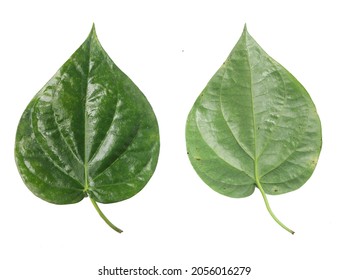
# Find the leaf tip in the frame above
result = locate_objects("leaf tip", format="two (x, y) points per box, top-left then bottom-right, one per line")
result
(87, 23), (100, 44)
(242, 24), (250, 37)
(90, 23), (97, 35)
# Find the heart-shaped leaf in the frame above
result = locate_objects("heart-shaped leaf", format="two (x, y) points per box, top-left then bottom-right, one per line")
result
(15, 25), (160, 233)
(186, 25), (322, 234)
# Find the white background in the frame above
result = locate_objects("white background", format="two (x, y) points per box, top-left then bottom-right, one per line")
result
(1, 0), (347, 279)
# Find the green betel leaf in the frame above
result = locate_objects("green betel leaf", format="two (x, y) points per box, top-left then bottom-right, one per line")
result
(186, 26), (322, 234)
(15, 25), (160, 233)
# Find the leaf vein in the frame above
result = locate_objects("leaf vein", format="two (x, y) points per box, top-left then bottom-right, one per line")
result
(259, 121), (310, 179)
(255, 59), (287, 160)
(48, 76), (84, 164)
(31, 100), (84, 188)
(87, 96), (120, 164)
(91, 124), (141, 181)
(195, 113), (254, 180)
(218, 66), (254, 160)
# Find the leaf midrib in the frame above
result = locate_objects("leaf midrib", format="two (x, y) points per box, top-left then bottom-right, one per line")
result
(244, 34), (259, 183)
(84, 36), (93, 193)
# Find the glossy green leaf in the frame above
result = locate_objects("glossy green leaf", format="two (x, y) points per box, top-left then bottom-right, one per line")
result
(15, 25), (160, 233)
(186, 26), (321, 234)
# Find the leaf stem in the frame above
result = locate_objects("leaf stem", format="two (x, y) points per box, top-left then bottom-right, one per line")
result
(256, 179), (295, 234)
(90, 197), (123, 233)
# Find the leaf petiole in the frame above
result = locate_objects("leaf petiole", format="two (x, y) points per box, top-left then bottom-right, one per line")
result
(90, 197), (123, 233)
(256, 180), (295, 235)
